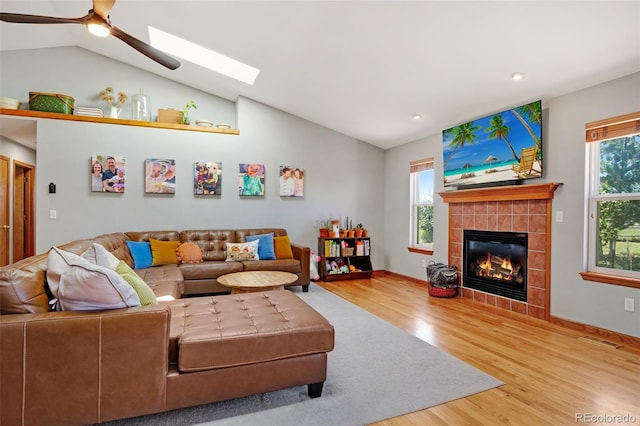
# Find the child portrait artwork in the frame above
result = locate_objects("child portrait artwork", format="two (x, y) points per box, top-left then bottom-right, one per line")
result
(145, 158), (176, 194)
(91, 155), (125, 193)
(194, 161), (222, 195)
(279, 165), (304, 197)
(238, 163), (265, 196)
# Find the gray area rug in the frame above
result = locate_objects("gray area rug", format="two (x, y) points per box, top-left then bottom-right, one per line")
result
(105, 285), (502, 426)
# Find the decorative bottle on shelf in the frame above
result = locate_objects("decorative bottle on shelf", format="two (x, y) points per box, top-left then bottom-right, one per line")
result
(131, 89), (151, 121)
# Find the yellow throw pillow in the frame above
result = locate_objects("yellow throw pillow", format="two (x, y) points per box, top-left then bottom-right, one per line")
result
(149, 238), (180, 266)
(274, 235), (294, 259)
(115, 261), (157, 306)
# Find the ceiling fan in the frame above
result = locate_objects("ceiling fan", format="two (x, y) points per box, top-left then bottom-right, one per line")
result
(0, 0), (180, 70)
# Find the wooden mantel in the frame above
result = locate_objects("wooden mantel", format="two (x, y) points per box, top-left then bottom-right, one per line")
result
(439, 182), (563, 203)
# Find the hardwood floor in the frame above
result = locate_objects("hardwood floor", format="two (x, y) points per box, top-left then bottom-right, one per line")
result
(317, 275), (640, 425)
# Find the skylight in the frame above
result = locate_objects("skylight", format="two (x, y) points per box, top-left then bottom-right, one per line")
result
(148, 26), (260, 85)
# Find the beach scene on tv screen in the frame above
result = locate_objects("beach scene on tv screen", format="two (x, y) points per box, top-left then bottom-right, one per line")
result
(442, 100), (542, 188)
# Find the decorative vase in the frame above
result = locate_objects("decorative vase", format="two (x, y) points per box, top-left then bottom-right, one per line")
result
(108, 106), (121, 119)
(131, 89), (151, 121)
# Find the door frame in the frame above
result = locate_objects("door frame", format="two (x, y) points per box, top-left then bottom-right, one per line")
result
(0, 155), (9, 266)
(13, 160), (35, 261)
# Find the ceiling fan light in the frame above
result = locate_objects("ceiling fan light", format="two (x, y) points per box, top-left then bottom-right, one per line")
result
(87, 23), (110, 37)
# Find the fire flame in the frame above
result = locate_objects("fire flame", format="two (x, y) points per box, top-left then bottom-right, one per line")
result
(476, 253), (515, 281)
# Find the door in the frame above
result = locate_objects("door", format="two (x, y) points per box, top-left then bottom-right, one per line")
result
(13, 161), (35, 262)
(0, 155), (9, 266)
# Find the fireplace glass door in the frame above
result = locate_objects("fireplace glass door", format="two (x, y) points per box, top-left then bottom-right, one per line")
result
(463, 230), (528, 301)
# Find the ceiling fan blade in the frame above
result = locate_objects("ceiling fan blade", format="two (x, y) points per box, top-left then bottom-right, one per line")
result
(92, 0), (115, 20)
(110, 25), (180, 70)
(0, 13), (85, 25)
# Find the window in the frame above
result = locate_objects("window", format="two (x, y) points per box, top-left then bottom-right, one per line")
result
(585, 112), (640, 286)
(409, 158), (434, 253)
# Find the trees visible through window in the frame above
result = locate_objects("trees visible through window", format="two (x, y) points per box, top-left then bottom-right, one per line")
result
(586, 112), (640, 280)
(410, 158), (434, 251)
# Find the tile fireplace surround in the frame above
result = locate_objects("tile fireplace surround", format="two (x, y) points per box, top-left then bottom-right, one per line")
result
(440, 182), (562, 320)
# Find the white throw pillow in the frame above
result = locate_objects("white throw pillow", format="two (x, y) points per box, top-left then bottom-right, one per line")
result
(81, 242), (120, 270)
(225, 240), (260, 261)
(47, 247), (141, 311)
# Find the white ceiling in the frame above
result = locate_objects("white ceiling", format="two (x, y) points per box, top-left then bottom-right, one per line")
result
(1, 0), (639, 150)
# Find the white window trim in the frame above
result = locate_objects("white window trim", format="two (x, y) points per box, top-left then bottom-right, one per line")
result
(587, 142), (640, 279)
(409, 158), (434, 250)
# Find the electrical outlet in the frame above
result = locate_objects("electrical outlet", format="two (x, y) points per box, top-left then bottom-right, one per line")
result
(421, 259), (427, 268)
(624, 298), (635, 312)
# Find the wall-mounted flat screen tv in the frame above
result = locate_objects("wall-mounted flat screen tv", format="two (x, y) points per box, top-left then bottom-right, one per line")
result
(442, 99), (542, 189)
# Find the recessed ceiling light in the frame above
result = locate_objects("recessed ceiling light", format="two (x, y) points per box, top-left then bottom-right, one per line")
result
(148, 26), (260, 85)
(511, 72), (526, 81)
(412, 114), (422, 120)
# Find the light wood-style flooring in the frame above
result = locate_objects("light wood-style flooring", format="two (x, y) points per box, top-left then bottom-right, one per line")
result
(318, 275), (640, 425)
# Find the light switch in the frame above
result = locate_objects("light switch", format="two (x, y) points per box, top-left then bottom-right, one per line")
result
(49, 210), (57, 219)
(555, 211), (563, 222)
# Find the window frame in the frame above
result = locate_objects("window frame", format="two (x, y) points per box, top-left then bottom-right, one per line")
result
(582, 111), (640, 288)
(409, 158), (434, 254)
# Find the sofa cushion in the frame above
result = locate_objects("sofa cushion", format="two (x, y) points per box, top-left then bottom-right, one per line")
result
(241, 258), (302, 275)
(168, 291), (334, 372)
(126, 241), (153, 269)
(225, 240), (259, 261)
(273, 235), (294, 259)
(176, 242), (203, 264)
(46, 247), (141, 311)
(179, 230), (236, 261)
(115, 261), (157, 305)
(245, 233), (276, 260)
(150, 238), (180, 266)
(134, 265), (183, 300)
(0, 253), (51, 314)
(179, 261), (243, 280)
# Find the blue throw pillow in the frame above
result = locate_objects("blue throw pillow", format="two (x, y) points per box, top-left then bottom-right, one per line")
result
(246, 233), (276, 260)
(126, 241), (153, 269)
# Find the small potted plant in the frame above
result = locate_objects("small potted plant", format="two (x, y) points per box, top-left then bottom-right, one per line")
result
(181, 100), (197, 125)
(330, 219), (340, 238)
(354, 223), (364, 238)
(319, 219), (330, 238)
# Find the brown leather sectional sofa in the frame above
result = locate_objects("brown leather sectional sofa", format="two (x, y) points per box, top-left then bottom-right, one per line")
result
(0, 228), (333, 425)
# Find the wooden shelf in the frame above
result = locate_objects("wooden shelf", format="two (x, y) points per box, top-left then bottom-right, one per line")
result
(439, 182), (563, 203)
(0, 109), (240, 135)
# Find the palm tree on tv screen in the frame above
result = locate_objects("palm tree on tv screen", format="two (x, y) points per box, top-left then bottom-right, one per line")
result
(511, 101), (542, 150)
(443, 122), (481, 168)
(486, 113), (520, 162)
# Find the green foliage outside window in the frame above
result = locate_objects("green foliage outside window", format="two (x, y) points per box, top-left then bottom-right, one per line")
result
(595, 135), (640, 271)
(417, 205), (433, 245)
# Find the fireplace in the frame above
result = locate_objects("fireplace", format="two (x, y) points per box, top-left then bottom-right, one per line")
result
(463, 230), (528, 302)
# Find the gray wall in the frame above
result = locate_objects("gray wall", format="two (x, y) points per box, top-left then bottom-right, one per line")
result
(0, 47), (385, 270)
(385, 72), (640, 338)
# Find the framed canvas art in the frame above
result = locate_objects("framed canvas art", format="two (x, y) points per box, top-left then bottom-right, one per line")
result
(279, 165), (304, 197)
(194, 161), (222, 195)
(238, 163), (264, 196)
(145, 158), (176, 194)
(91, 155), (125, 193)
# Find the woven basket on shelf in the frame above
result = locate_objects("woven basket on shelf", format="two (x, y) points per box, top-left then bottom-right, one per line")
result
(341, 247), (354, 256)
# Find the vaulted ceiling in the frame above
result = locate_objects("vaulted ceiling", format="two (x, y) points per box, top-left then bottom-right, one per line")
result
(1, 1), (638, 150)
